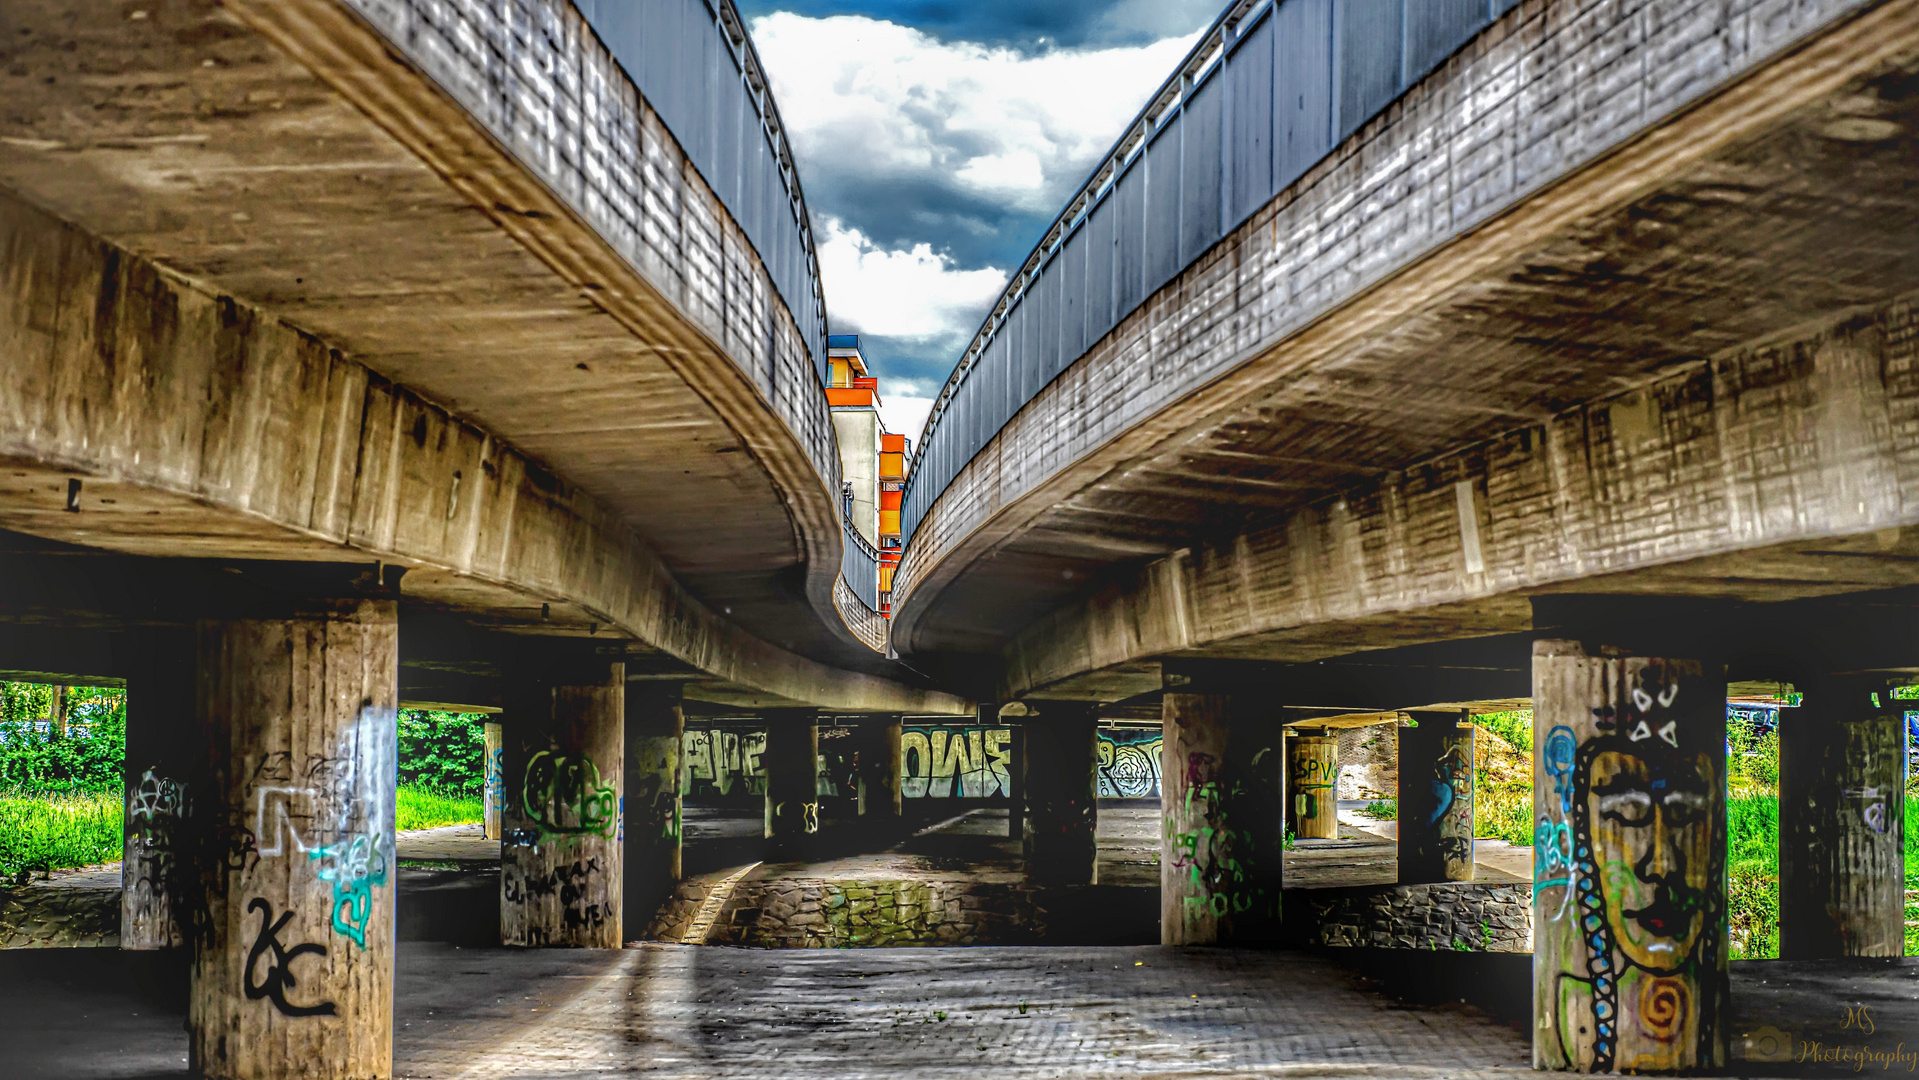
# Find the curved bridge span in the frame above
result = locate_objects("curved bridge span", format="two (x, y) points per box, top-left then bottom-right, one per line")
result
(892, 0), (1919, 701)
(0, 0), (955, 712)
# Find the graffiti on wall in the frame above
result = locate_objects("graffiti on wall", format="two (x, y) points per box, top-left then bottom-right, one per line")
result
(682, 729), (767, 797)
(901, 727), (1012, 798)
(1098, 729), (1163, 797)
(1535, 656), (1725, 1073)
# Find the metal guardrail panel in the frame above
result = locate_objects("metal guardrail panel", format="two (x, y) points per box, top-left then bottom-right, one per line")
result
(577, 0), (829, 377)
(900, 0), (1511, 544)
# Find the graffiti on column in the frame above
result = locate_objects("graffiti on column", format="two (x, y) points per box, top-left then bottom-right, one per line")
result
(485, 745), (506, 819)
(629, 743), (682, 845)
(522, 751), (617, 838)
(125, 767), (188, 939)
(681, 730), (767, 796)
(1432, 741), (1474, 876)
(502, 857), (613, 933)
(1097, 729), (1163, 797)
(900, 726), (1012, 797)
(230, 706), (397, 953)
(1166, 751), (1258, 917)
(1536, 658), (1724, 1072)
(242, 898), (337, 1017)
(1290, 752), (1335, 825)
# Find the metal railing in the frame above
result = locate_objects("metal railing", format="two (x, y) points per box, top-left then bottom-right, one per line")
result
(900, 0), (1522, 543)
(577, 0), (830, 378)
(841, 514), (882, 612)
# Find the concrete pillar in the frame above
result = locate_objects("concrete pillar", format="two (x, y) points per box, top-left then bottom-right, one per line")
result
(499, 645), (625, 949)
(1022, 703), (1098, 885)
(1160, 694), (1286, 944)
(187, 588), (399, 1080)
(482, 720), (504, 841)
(622, 683), (683, 939)
(121, 630), (196, 950)
(1397, 711), (1475, 884)
(856, 714), (903, 822)
(1007, 721), (1027, 839)
(763, 709), (820, 852)
(1780, 673), (1908, 959)
(1531, 602), (1728, 1074)
(1287, 734), (1338, 840)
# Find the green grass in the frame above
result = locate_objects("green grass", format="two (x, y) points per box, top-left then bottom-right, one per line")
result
(1356, 798), (1396, 820)
(395, 783), (484, 831)
(0, 789), (122, 881)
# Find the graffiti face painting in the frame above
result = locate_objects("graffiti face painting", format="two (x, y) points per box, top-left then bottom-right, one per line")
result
(1535, 650), (1727, 1074)
(1585, 747), (1716, 974)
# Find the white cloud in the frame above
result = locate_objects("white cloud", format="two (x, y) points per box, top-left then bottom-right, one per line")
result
(878, 393), (934, 445)
(814, 215), (1006, 342)
(752, 13), (1198, 213)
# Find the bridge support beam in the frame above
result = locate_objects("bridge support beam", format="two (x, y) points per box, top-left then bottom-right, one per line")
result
(764, 709), (820, 854)
(121, 629), (197, 950)
(1160, 694), (1285, 944)
(1022, 704), (1099, 885)
(1397, 712), (1475, 884)
(1780, 673), (1907, 959)
(187, 584), (399, 1080)
(1007, 722), (1026, 840)
(1530, 598), (1728, 1074)
(1286, 735), (1338, 841)
(622, 683), (684, 941)
(500, 646), (625, 948)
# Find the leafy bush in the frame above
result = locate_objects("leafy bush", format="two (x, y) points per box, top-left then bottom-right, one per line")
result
(1728, 713), (1779, 796)
(1474, 709), (1532, 756)
(1726, 795), (1780, 959)
(0, 685), (127, 793)
(1356, 799), (1396, 820)
(0, 789), (123, 881)
(397, 710), (489, 797)
(1475, 780), (1534, 846)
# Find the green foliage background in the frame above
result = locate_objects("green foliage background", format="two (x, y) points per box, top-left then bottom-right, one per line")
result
(0, 685), (127, 793)
(397, 709), (489, 797)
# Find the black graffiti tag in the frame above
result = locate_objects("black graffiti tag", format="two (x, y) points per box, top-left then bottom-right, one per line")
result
(244, 898), (337, 1018)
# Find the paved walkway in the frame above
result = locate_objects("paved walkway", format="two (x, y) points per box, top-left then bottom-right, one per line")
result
(5, 943), (1913, 1079)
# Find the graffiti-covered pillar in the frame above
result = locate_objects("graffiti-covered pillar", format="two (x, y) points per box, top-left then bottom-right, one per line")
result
(187, 573), (400, 1080)
(1287, 734), (1338, 840)
(623, 682), (683, 938)
(1161, 694), (1285, 944)
(1780, 673), (1907, 959)
(1531, 599), (1728, 1074)
(499, 644), (625, 949)
(1023, 703), (1099, 885)
(122, 629), (197, 950)
(1007, 720), (1026, 839)
(1397, 712), (1475, 883)
(764, 708), (820, 852)
(482, 720), (504, 841)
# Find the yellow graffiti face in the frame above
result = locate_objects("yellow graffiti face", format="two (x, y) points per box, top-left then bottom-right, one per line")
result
(1587, 750), (1715, 973)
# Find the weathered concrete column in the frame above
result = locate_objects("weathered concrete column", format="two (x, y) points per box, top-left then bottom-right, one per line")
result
(1287, 734), (1338, 840)
(499, 645), (625, 949)
(122, 630), (197, 950)
(1780, 673), (1908, 959)
(1531, 599), (1729, 1074)
(1397, 712), (1475, 884)
(482, 720), (504, 841)
(1022, 703), (1099, 885)
(763, 709), (820, 853)
(622, 682), (683, 938)
(1161, 694), (1286, 944)
(1007, 721), (1027, 839)
(187, 581), (399, 1080)
(856, 713), (904, 821)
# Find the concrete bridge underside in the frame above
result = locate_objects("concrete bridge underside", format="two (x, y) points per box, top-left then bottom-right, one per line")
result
(0, 0), (957, 712)
(887, 0), (1919, 702)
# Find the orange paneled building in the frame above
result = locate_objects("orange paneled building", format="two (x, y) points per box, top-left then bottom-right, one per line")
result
(824, 335), (908, 614)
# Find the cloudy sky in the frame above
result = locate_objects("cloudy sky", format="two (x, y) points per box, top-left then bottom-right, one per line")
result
(739, 0), (1219, 442)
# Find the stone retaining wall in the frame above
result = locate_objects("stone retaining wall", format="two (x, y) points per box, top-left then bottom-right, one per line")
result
(1288, 882), (1532, 953)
